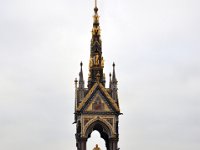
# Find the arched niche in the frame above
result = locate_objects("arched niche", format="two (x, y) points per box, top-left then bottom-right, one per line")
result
(85, 120), (111, 150)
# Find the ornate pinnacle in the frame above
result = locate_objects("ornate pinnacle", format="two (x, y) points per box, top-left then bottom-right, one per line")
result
(112, 62), (117, 83)
(79, 61), (84, 88)
(94, 0), (98, 13)
(95, 0), (97, 8)
(109, 73), (112, 88)
(88, 0), (104, 88)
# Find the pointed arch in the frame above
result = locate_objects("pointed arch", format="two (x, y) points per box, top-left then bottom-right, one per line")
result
(84, 117), (115, 138)
(85, 119), (111, 150)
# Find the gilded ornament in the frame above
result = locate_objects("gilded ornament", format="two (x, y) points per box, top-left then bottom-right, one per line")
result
(89, 57), (93, 68)
(93, 54), (99, 65)
(93, 144), (101, 150)
(101, 57), (104, 67)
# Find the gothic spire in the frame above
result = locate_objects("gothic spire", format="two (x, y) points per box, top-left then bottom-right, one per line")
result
(112, 62), (117, 83)
(91, 0), (101, 54)
(88, 1), (104, 89)
(111, 62), (118, 102)
(109, 73), (112, 88)
(79, 61), (84, 88)
(94, 0), (98, 13)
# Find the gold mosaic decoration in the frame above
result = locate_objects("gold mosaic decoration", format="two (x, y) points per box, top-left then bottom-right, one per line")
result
(76, 83), (120, 112)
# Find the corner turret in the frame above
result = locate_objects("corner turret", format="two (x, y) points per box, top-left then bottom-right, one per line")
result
(77, 62), (85, 103)
(110, 63), (119, 103)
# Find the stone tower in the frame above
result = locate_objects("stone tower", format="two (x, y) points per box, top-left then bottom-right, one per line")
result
(74, 2), (121, 150)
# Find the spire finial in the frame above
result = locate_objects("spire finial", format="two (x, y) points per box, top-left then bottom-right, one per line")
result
(109, 73), (112, 88)
(94, 0), (98, 13)
(79, 61), (84, 84)
(112, 62), (117, 82)
(80, 61), (83, 67)
(95, 0), (97, 8)
(113, 62), (115, 68)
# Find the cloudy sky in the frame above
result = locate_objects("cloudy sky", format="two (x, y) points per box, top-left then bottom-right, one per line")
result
(0, 0), (200, 150)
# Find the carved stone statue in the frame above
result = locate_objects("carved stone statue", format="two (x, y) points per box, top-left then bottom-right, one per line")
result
(93, 54), (99, 65)
(101, 57), (104, 67)
(89, 57), (93, 68)
(93, 144), (101, 150)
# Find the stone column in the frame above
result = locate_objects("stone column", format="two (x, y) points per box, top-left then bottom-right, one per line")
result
(80, 138), (87, 150)
(76, 136), (87, 150)
(109, 138), (118, 150)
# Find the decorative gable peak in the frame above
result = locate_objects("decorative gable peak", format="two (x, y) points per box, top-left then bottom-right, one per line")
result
(76, 82), (120, 113)
(83, 91), (113, 113)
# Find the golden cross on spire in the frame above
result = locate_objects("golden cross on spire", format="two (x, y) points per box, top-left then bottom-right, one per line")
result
(95, 0), (97, 8)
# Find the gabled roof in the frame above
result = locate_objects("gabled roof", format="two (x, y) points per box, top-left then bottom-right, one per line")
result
(76, 82), (120, 112)
(84, 91), (113, 112)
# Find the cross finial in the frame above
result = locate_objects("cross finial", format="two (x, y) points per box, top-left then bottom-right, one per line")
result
(95, 0), (97, 8)
(94, 0), (98, 13)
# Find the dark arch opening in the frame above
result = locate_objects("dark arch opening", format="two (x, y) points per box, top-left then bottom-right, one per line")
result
(86, 120), (111, 150)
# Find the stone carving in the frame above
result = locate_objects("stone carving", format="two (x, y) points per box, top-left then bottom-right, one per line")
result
(89, 57), (93, 68)
(101, 57), (104, 67)
(94, 54), (99, 65)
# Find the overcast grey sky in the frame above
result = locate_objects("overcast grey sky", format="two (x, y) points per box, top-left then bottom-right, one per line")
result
(0, 0), (200, 150)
